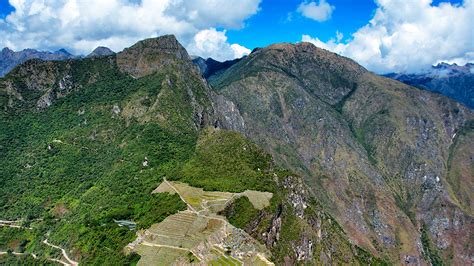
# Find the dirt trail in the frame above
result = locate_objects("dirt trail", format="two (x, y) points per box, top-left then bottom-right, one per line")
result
(163, 178), (198, 213)
(0, 220), (32, 230)
(43, 239), (78, 266)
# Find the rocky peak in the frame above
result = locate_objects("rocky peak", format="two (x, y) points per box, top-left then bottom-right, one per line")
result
(1, 47), (13, 54)
(116, 35), (191, 78)
(87, 46), (115, 58)
(215, 41), (367, 105)
(54, 48), (73, 56)
(254, 42), (366, 74)
(122, 35), (189, 60)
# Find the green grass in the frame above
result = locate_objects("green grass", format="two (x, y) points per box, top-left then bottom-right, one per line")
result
(171, 128), (276, 193)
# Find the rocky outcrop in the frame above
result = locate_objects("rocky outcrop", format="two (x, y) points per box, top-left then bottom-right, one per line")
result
(36, 88), (57, 109)
(0, 59), (79, 110)
(225, 173), (385, 265)
(211, 94), (245, 132)
(116, 35), (190, 78)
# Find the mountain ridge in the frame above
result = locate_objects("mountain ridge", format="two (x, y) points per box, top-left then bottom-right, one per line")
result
(384, 62), (473, 108)
(0, 35), (472, 265)
(0, 47), (77, 77)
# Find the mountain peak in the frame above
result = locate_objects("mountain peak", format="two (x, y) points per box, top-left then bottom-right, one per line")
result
(1, 47), (13, 54)
(54, 48), (72, 56)
(116, 34), (191, 78)
(124, 34), (189, 60)
(87, 46), (115, 58)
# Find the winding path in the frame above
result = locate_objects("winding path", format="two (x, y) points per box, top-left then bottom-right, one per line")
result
(43, 239), (78, 266)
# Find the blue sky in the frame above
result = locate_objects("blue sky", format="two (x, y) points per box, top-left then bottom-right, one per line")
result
(0, 1), (14, 19)
(0, 0), (471, 73)
(226, 0), (464, 48)
(225, 0), (378, 49)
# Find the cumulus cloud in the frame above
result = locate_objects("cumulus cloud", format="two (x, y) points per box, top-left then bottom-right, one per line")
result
(187, 28), (251, 61)
(0, 0), (260, 58)
(302, 0), (474, 73)
(297, 0), (335, 22)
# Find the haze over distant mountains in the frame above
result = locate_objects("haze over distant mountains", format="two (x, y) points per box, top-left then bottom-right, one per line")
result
(0, 47), (76, 77)
(0, 47), (116, 78)
(385, 63), (474, 109)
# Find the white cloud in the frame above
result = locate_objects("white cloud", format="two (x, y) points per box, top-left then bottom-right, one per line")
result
(0, 0), (260, 56)
(302, 0), (474, 73)
(297, 0), (335, 22)
(302, 33), (345, 54)
(231, 44), (252, 59)
(187, 28), (251, 61)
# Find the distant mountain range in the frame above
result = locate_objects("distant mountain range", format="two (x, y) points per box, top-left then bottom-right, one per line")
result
(2, 47), (472, 109)
(0, 48), (76, 77)
(0, 47), (115, 77)
(384, 63), (473, 108)
(192, 56), (242, 79)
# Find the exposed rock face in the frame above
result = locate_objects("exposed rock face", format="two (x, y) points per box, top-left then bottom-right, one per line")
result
(87, 46), (115, 58)
(210, 42), (473, 264)
(36, 88), (57, 109)
(211, 94), (245, 132)
(116, 35), (190, 78)
(0, 47), (75, 77)
(226, 174), (384, 265)
(0, 59), (80, 110)
(385, 63), (474, 109)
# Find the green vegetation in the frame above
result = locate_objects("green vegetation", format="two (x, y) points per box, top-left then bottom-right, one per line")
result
(222, 196), (260, 228)
(421, 225), (444, 266)
(172, 128), (275, 193)
(0, 54), (279, 264)
(0, 253), (58, 265)
(0, 57), (198, 264)
(0, 227), (36, 253)
(0, 40), (421, 265)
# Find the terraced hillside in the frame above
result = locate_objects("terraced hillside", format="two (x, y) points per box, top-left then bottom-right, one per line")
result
(127, 179), (273, 265)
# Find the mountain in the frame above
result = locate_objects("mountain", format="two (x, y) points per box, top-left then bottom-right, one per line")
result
(87, 46), (115, 58)
(209, 43), (473, 264)
(0, 47), (76, 77)
(0, 36), (472, 265)
(385, 63), (474, 108)
(0, 35), (383, 265)
(192, 56), (242, 79)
